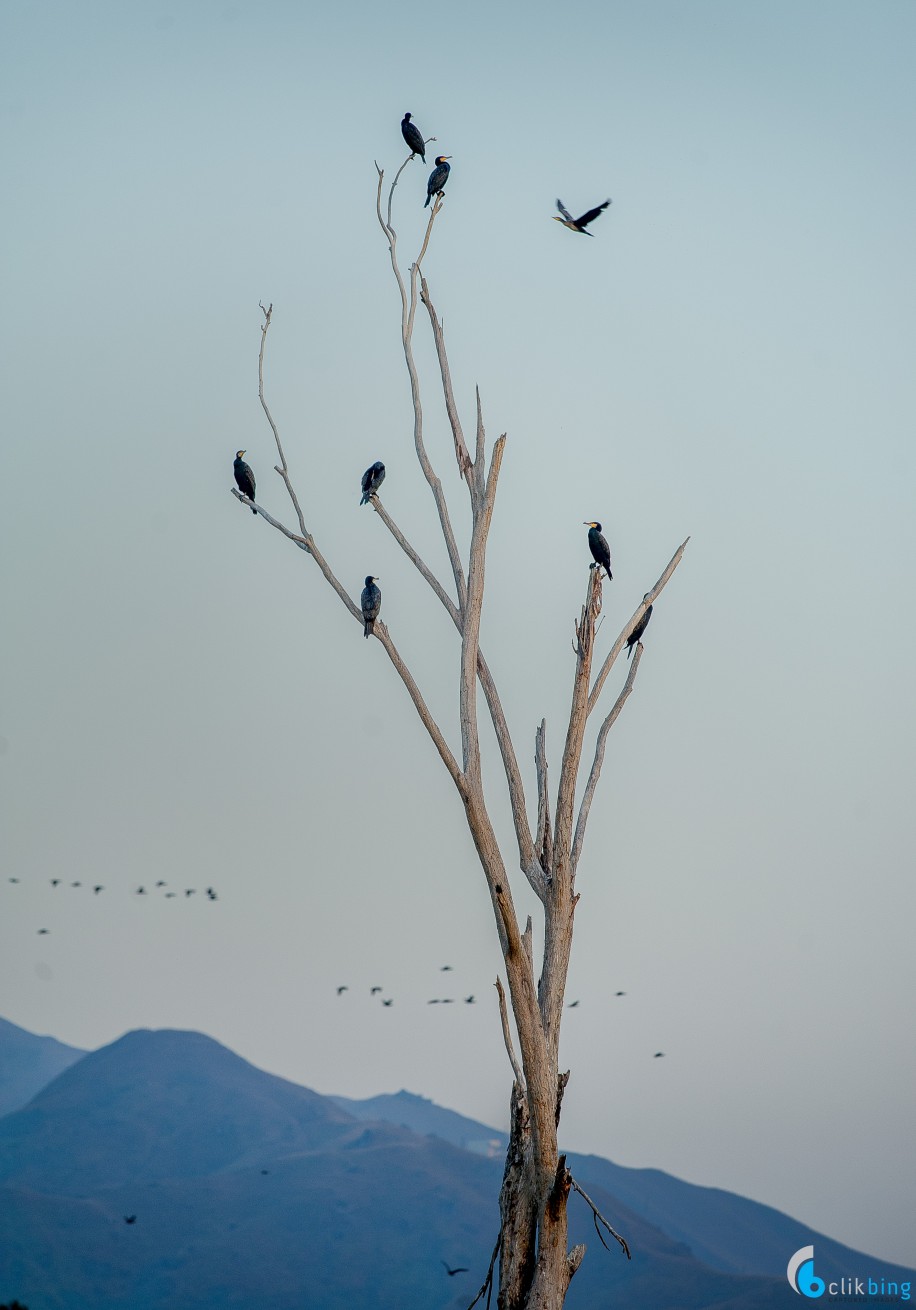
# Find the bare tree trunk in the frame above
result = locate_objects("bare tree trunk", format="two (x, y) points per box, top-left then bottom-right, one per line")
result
(233, 157), (688, 1308)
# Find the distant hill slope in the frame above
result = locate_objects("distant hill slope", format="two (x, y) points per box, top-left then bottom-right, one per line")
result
(0, 1026), (803, 1309)
(0, 1016), (86, 1118)
(335, 1088), (916, 1291)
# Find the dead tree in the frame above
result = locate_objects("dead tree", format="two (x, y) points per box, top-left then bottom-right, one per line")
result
(231, 152), (688, 1309)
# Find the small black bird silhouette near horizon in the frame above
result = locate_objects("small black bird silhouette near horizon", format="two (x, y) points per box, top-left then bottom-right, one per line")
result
(425, 156), (451, 207)
(401, 112), (426, 164)
(233, 450), (257, 514)
(554, 197), (611, 235)
(360, 461), (385, 504)
(361, 576), (381, 638)
(442, 1261), (469, 1277)
(584, 522), (613, 580)
(124, 1215), (137, 1224)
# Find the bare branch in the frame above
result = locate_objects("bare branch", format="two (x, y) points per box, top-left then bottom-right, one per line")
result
(466, 1231), (501, 1310)
(569, 1177), (631, 1260)
(495, 978), (525, 1089)
(258, 303), (309, 539)
(375, 623), (466, 794)
(571, 644), (643, 876)
(554, 568), (603, 871)
(535, 721), (553, 874)
(588, 538), (689, 714)
(371, 498), (459, 620)
(419, 274), (473, 481)
(230, 488), (308, 549)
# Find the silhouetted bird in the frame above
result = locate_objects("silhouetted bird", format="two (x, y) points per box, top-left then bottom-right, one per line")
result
(37, 929), (49, 935)
(71, 881), (81, 887)
(465, 995), (475, 1004)
(615, 991), (626, 997)
(185, 889), (196, 897)
(50, 879), (61, 887)
(427, 999), (441, 1005)
(442, 1261), (469, 1277)
(553, 197), (611, 235)
(9, 877), (19, 883)
(261, 1169), (270, 1175)
(124, 1215), (137, 1224)
(370, 986), (382, 995)
(425, 156), (451, 207)
(206, 888), (218, 900)
(165, 892), (176, 898)
(93, 885), (104, 894)
(626, 604), (653, 657)
(233, 450), (257, 513)
(441, 998), (454, 1004)
(382, 998), (393, 1007)
(361, 576), (381, 638)
(336, 985), (348, 995)
(440, 965), (453, 972)
(136, 886), (146, 895)
(584, 522), (613, 580)
(360, 461), (385, 504)
(653, 1052), (665, 1059)
(401, 112), (426, 163)
(155, 880), (167, 887)
(567, 1000), (580, 1008)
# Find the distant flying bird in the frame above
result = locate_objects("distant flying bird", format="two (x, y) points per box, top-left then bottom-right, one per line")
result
(361, 576), (381, 638)
(553, 197), (611, 235)
(626, 605), (653, 658)
(336, 985), (349, 995)
(93, 885), (104, 894)
(360, 461), (385, 504)
(136, 886), (146, 895)
(425, 156), (451, 207)
(185, 889), (196, 897)
(440, 965), (453, 972)
(441, 998), (454, 1004)
(567, 1000), (580, 1008)
(9, 877), (19, 883)
(165, 892), (176, 898)
(465, 995), (475, 1004)
(427, 999), (441, 1005)
(233, 450), (257, 513)
(381, 998), (394, 1007)
(584, 522), (613, 580)
(71, 881), (81, 887)
(155, 880), (167, 887)
(442, 1261), (469, 1277)
(124, 1215), (137, 1224)
(653, 1052), (665, 1059)
(401, 112), (426, 164)
(261, 1169), (270, 1175)
(37, 928), (49, 935)
(370, 986), (383, 995)
(615, 991), (626, 997)
(50, 879), (61, 887)
(206, 888), (218, 901)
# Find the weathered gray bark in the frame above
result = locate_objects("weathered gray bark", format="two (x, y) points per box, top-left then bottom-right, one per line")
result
(232, 162), (688, 1308)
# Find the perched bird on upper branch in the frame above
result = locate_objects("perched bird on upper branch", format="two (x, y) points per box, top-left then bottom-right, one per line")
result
(584, 522), (613, 580)
(626, 604), (653, 658)
(233, 451), (256, 513)
(553, 197), (611, 235)
(425, 156), (451, 207)
(360, 461), (385, 504)
(361, 576), (382, 638)
(401, 112), (426, 164)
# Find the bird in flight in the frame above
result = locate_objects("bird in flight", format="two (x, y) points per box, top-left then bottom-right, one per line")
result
(442, 1261), (469, 1277)
(336, 985), (348, 995)
(155, 880), (167, 888)
(9, 877), (19, 884)
(361, 576), (382, 638)
(185, 889), (196, 897)
(626, 605), (653, 658)
(93, 885), (104, 894)
(382, 998), (394, 1007)
(50, 879), (61, 887)
(440, 965), (453, 972)
(360, 461), (385, 505)
(37, 928), (49, 935)
(124, 1215), (137, 1224)
(584, 522), (613, 580)
(370, 986), (383, 995)
(233, 450), (257, 514)
(401, 113), (427, 164)
(614, 991), (626, 997)
(653, 1052), (665, 1059)
(425, 156), (451, 207)
(567, 1000), (580, 1008)
(553, 197), (611, 235)
(465, 995), (475, 1004)
(71, 881), (81, 888)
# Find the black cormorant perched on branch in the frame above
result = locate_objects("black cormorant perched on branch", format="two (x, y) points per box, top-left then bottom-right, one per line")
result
(425, 156), (451, 207)
(401, 113), (426, 164)
(554, 198), (611, 235)
(584, 522), (613, 579)
(233, 451), (256, 513)
(361, 576), (381, 637)
(626, 604), (653, 657)
(360, 461), (385, 504)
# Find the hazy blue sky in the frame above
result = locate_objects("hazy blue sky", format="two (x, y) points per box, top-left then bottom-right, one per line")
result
(2, 0), (915, 1271)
